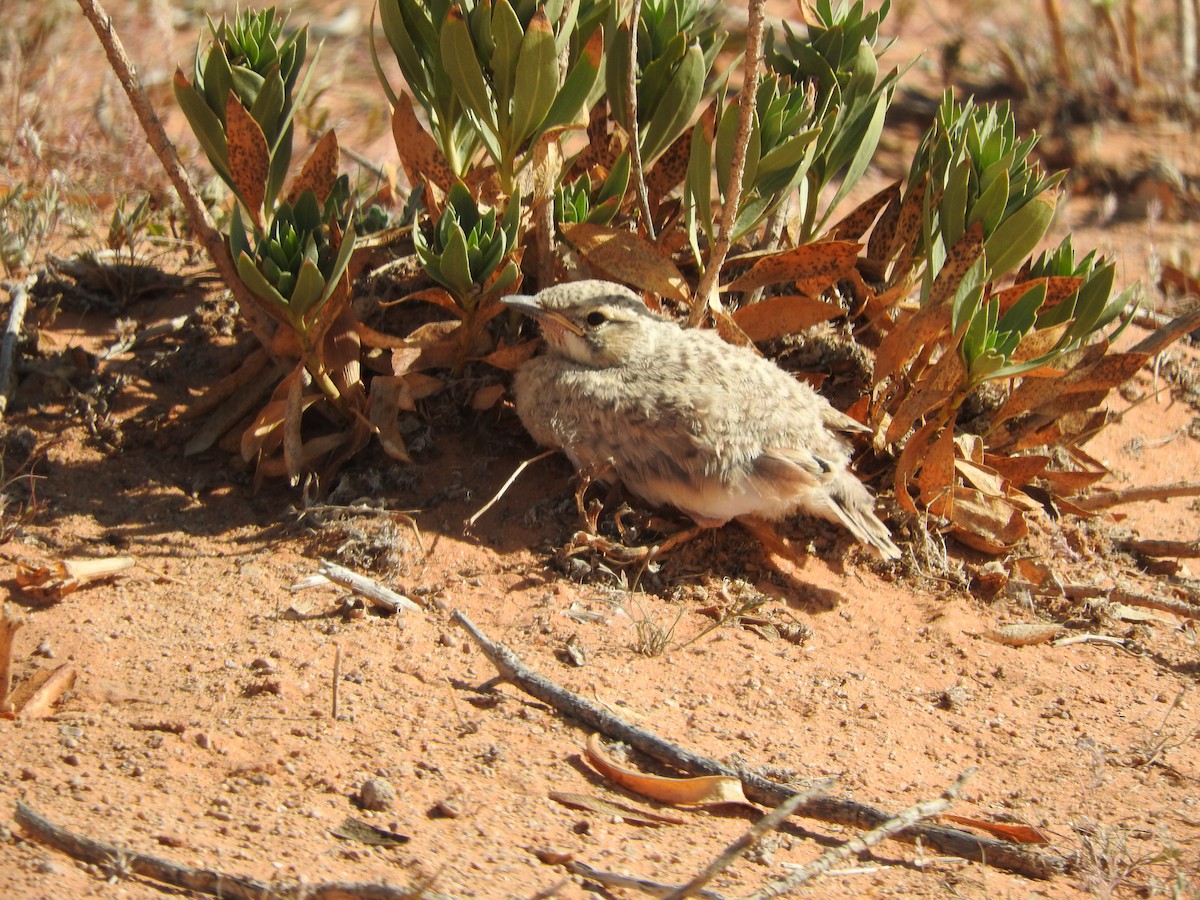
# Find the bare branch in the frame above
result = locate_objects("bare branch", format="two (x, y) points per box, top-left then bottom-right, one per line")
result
(451, 611), (1070, 879)
(690, 0), (767, 325)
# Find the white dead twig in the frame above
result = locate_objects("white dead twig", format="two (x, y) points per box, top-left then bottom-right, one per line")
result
(0, 602), (27, 715)
(301, 559), (421, 614)
(0, 275), (35, 421)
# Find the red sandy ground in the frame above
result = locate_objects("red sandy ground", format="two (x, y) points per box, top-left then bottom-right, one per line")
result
(0, 1), (1197, 897)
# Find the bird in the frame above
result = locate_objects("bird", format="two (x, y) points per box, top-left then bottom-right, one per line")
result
(502, 280), (901, 560)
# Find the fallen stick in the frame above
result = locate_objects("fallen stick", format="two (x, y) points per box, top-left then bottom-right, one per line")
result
(566, 861), (726, 899)
(1076, 480), (1200, 511)
(1062, 582), (1200, 622)
(0, 275), (35, 420)
(1117, 538), (1200, 559)
(746, 770), (972, 898)
(14, 801), (449, 899)
(317, 559), (421, 614)
(450, 611), (1070, 879)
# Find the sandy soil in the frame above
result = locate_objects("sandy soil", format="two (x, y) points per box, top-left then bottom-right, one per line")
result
(0, 1), (1198, 898)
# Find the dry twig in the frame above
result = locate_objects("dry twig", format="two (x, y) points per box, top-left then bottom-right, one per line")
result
(1076, 480), (1200, 512)
(316, 559), (421, 614)
(745, 770), (973, 898)
(0, 275), (34, 421)
(691, 0), (767, 325)
(14, 801), (448, 899)
(627, 0), (656, 240)
(451, 611), (1070, 879)
(1117, 538), (1200, 558)
(663, 781), (835, 900)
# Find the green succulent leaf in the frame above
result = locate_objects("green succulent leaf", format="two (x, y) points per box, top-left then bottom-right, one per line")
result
(983, 195), (1055, 279)
(289, 256), (327, 318)
(509, 11), (559, 152)
(441, 9), (498, 135)
(640, 42), (704, 163)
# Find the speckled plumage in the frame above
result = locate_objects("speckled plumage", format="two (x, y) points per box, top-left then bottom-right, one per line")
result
(504, 280), (900, 559)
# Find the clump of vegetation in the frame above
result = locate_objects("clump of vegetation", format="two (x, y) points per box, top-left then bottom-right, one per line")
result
(101, 0), (1199, 553)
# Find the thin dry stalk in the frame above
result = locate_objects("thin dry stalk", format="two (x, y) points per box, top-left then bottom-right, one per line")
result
(1076, 480), (1200, 511)
(745, 770), (974, 898)
(0, 275), (34, 421)
(690, 0), (767, 326)
(662, 782), (835, 900)
(1118, 538), (1200, 558)
(466, 449), (555, 529)
(1181, 0), (1198, 84)
(0, 602), (26, 715)
(74, 0), (274, 349)
(14, 801), (447, 899)
(451, 611), (1068, 879)
(628, 0), (656, 239)
(564, 861), (726, 899)
(1125, 1), (1143, 87)
(332, 644), (342, 720)
(1042, 0), (1076, 88)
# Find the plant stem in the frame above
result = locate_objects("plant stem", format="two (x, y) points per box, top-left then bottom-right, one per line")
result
(627, 0), (656, 240)
(74, 0), (275, 350)
(689, 0), (767, 326)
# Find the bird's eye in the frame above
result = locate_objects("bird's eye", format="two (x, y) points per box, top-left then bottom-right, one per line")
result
(585, 311), (606, 327)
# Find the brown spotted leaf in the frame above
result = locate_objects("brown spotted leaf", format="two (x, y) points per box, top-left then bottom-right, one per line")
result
(882, 174), (927, 270)
(827, 179), (900, 241)
(893, 419), (942, 515)
(732, 295), (842, 343)
(225, 93), (270, 222)
(724, 241), (860, 295)
(391, 91), (454, 192)
(885, 349), (964, 443)
(646, 128), (692, 199)
(287, 129), (339, 206)
(918, 422), (956, 516)
(983, 453), (1050, 488)
(928, 220), (985, 310)
(561, 222), (689, 302)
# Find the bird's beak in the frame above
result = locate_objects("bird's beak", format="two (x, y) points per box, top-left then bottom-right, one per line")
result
(501, 293), (584, 336)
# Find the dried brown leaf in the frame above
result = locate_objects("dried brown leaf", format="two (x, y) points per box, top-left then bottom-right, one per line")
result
(470, 383), (506, 410)
(584, 733), (749, 807)
(561, 222), (689, 302)
(731, 295), (842, 343)
(368, 376), (412, 462)
(980, 623), (1062, 646)
(478, 340), (540, 372)
(893, 419), (942, 515)
(286, 129), (339, 206)
(723, 241), (860, 294)
(224, 94), (269, 221)
(941, 815), (1051, 844)
(983, 453), (1050, 488)
(884, 350), (964, 443)
(918, 423), (956, 516)
(827, 179), (900, 241)
(391, 92), (454, 192)
(949, 487), (1029, 554)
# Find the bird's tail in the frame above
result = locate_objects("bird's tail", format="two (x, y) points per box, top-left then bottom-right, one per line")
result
(824, 473), (902, 561)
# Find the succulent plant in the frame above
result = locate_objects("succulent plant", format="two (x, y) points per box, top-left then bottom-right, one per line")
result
(230, 190), (355, 333)
(173, 7), (310, 220)
(413, 183), (521, 306)
(555, 152), (631, 226)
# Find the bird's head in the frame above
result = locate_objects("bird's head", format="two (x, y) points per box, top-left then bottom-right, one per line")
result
(502, 280), (660, 367)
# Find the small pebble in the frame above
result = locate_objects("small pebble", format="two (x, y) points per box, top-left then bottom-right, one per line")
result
(62, 754), (81, 767)
(195, 733), (213, 750)
(359, 777), (396, 812)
